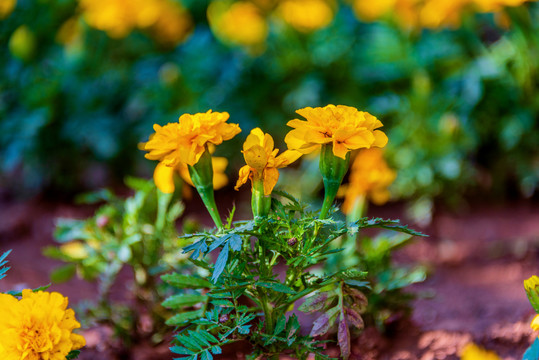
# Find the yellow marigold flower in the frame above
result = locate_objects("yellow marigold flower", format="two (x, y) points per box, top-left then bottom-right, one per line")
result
(0, 290), (85, 360)
(419, 0), (469, 29)
(150, 0), (193, 46)
(153, 157), (229, 194)
(525, 276), (539, 291)
(235, 128), (301, 195)
(56, 17), (83, 46)
(208, 1), (268, 47)
(472, 0), (528, 12)
(460, 343), (501, 360)
(340, 148), (396, 212)
(353, 0), (396, 22)
(143, 110), (241, 167)
(0, 0), (16, 19)
(277, 0), (335, 33)
(285, 105), (388, 160)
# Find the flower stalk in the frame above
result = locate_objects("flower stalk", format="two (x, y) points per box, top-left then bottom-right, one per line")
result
(319, 144), (350, 219)
(188, 148), (223, 229)
(252, 179), (272, 218)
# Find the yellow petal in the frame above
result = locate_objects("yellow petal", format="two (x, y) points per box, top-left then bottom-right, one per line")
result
(235, 165), (252, 191)
(263, 167), (279, 195)
(332, 141), (349, 159)
(243, 144), (268, 173)
(153, 162), (176, 194)
(244, 128), (264, 150)
(71, 333), (86, 350)
(372, 130), (388, 148)
(275, 150), (302, 167)
(370, 188), (390, 205)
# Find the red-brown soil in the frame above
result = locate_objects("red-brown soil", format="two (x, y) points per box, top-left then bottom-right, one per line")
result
(0, 194), (538, 360)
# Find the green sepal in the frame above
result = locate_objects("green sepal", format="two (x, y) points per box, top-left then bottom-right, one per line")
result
(319, 144), (350, 219)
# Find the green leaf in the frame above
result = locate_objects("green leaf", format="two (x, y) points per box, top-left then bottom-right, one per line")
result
(299, 292), (330, 314)
(50, 264), (76, 283)
(162, 294), (207, 309)
(66, 350), (81, 359)
(54, 219), (90, 243)
(256, 281), (296, 294)
(162, 273), (213, 289)
(166, 310), (204, 325)
(74, 189), (115, 204)
(0, 250), (11, 280)
(7, 284), (51, 297)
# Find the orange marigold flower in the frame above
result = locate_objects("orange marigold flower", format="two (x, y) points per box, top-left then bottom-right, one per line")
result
(277, 0), (335, 33)
(235, 128), (301, 195)
(340, 148), (396, 212)
(143, 110), (241, 167)
(285, 104), (388, 160)
(0, 290), (85, 360)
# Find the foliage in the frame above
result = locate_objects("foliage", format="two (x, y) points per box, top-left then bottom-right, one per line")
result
(0, 249), (11, 280)
(166, 192), (425, 359)
(44, 177), (186, 345)
(0, 0), (537, 204)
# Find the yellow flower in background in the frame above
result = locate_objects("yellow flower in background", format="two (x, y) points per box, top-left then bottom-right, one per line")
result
(460, 343), (501, 360)
(208, 1), (268, 47)
(285, 105), (388, 160)
(525, 276), (539, 291)
(472, 0), (528, 12)
(56, 17), (83, 46)
(143, 110), (241, 167)
(151, 1), (193, 46)
(531, 315), (539, 331)
(353, 0), (395, 22)
(0, 290), (85, 360)
(153, 157), (229, 194)
(277, 0), (335, 33)
(235, 128), (301, 195)
(420, 0), (469, 29)
(339, 148), (396, 212)
(79, 0), (192, 43)
(0, 0), (16, 19)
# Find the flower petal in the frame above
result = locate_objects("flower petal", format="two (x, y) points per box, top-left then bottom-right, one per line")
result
(153, 162), (175, 194)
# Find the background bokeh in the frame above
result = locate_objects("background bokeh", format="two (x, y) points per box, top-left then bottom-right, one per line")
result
(1, 0), (538, 209)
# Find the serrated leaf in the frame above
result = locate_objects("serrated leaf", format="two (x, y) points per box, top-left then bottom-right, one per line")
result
(170, 346), (194, 355)
(210, 299), (234, 307)
(183, 239), (209, 260)
(345, 308), (364, 330)
(228, 234), (242, 251)
(338, 315), (351, 360)
(274, 315), (286, 336)
(256, 281), (296, 294)
(299, 292), (329, 314)
(310, 306), (339, 337)
(211, 244), (229, 283)
(162, 273), (213, 289)
(166, 310), (204, 325)
(66, 350), (81, 359)
(162, 294), (207, 309)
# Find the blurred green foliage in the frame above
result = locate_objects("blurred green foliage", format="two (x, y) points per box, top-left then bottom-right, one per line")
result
(0, 0), (537, 202)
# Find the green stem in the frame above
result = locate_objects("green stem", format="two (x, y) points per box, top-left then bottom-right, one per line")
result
(319, 178), (341, 219)
(318, 144), (350, 220)
(252, 180), (271, 218)
(195, 183), (223, 229)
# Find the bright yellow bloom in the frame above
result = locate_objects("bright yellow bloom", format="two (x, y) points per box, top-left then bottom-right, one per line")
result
(472, 0), (528, 12)
(525, 276), (539, 291)
(143, 110), (241, 167)
(56, 17), (83, 46)
(0, 0), (16, 19)
(339, 148), (396, 212)
(285, 105), (388, 160)
(0, 290), (85, 360)
(277, 0), (335, 33)
(235, 128), (301, 195)
(208, 1), (268, 47)
(153, 157), (229, 194)
(353, 0), (396, 22)
(460, 343), (501, 360)
(420, 0), (469, 29)
(150, 0), (193, 46)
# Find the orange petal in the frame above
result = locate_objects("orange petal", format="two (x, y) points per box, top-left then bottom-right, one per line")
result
(153, 162), (175, 193)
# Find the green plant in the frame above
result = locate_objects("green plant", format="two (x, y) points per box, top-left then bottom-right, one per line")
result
(45, 177), (186, 345)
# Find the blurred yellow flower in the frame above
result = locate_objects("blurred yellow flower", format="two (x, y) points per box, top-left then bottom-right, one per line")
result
(208, 1), (268, 47)
(153, 157), (229, 194)
(339, 148), (396, 212)
(353, 0), (395, 22)
(79, 0), (192, 43)
(420, 0), (469, 29)
(525, 275), (539, 291)
(0, 0), (16, 19)
(285, 105), (388, 160)
(143, 110), (241, 167)
(0, 290), (85, 360)
(472, 0), (528, 12)
(460, 343), (501, 360)
(60, 241), (88, 259)
(235, 128), (301, 195)
(277, 0), (335, 33)
(56, 17), (83, 45)
(531, 314), (539, 331)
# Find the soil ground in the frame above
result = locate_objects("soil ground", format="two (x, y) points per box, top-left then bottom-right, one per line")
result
(0, 193), (538, 360)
